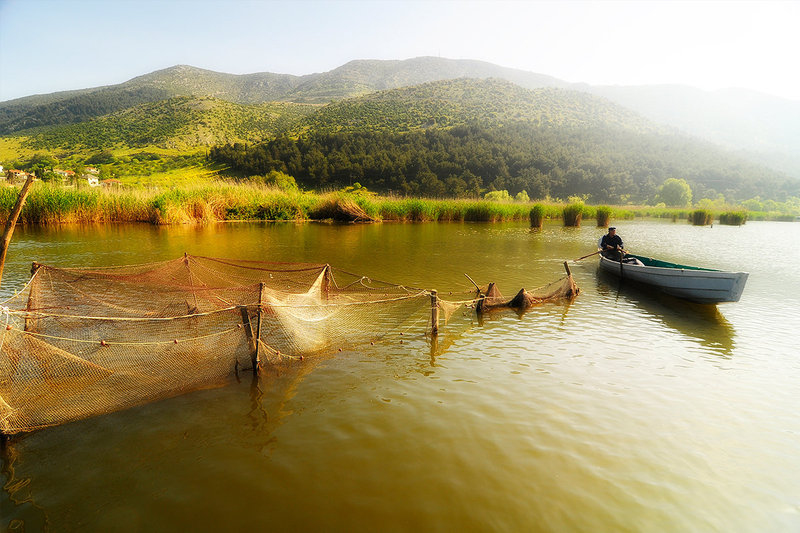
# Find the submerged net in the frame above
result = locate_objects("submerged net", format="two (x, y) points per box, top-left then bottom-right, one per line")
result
(0, 255), (579, 435)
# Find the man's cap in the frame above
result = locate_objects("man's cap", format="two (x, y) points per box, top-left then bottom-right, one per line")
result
(609, 227), (616, 231)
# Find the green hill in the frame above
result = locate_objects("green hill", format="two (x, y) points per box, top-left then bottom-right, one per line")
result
(212, 79), (797, 203)
(19, 96), (319, 151)
(2, 59), (799, 202)
(3, 57), (798, 182)
(282, 57), (568, 102)
(294, 78), (658, 135)
(0, 65), (307, 134)
(0, 58), (567, 134)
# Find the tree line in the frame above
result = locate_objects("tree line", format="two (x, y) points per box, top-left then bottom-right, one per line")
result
(209, 123), (798, 203)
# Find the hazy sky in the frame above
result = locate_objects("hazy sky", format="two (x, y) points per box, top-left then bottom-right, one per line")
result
(1, 0), (798, 102)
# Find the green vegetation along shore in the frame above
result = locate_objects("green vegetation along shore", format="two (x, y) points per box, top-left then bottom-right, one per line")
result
(0, 182), (796, 226)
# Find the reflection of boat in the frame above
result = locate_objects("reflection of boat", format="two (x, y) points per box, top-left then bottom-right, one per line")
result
(598, 254), (748, 304)
(595, 271), (736, 356)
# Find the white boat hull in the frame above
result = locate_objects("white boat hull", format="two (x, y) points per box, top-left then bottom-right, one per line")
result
(598, 254), (748, 304)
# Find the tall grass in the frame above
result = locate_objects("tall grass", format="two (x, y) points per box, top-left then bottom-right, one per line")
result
(718, 211), (747, 225)
(595, 205), (612, 227)
(562, 202), (584, 227)
(690, 209), (714, 226)
(529, 204), (545, 228)
(376, 198), (530, 222)
(1, 183), (796, 226)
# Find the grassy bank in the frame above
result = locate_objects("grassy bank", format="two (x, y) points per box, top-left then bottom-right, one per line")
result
(0, 183), (796, 225)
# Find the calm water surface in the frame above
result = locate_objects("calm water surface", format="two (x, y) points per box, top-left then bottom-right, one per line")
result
(1, 220), (799, 532)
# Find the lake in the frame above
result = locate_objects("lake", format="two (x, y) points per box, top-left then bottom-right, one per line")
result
(1, 220), (799, 532)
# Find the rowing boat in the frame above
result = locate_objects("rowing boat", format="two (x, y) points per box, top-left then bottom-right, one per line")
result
(598, 253), (748, 304)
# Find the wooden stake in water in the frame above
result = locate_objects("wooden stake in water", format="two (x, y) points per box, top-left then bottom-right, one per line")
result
(254, 282), (265, 373)
(0, 174), (35, 288)
(430, 290), (439, 336)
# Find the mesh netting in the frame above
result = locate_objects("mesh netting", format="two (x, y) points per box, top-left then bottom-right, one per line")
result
(0, 255), (430, 434)
(0, 255), (579, 435)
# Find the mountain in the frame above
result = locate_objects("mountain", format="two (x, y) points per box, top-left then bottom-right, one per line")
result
(0, 65), (307, 133)
(2, 56), (799, 199)
(3, 56), (798, 181)
(22, 96), (319, 151)
(281, 57), (569, 102)
(295, 78), (658, 135)
(211, 79), (796, 202)
(0, 58), (568, 134)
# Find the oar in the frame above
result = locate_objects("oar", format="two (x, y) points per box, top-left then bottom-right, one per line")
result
(573, 250), (602, 262)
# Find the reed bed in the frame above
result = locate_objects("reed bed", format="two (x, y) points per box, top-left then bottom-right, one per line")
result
(529, 204), (545, 228)
(718, 211), (748, 225)
(374, 198), (531, 222)
(690, 209), (714, 226)
(594, 206), (612, 227)
(0, 183), (795, 225)
(562, 202), (584, 227)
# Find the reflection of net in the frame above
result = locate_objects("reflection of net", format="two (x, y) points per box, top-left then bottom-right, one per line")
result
(0, 255), (428, 434)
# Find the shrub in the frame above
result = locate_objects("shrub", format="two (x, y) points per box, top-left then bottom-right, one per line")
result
(595, 205), (612, 227)
(529, 204), (545, 228)
(563, 203), (583, 227)
(718, 211), (747, 225)
(690, 209), (713, 226)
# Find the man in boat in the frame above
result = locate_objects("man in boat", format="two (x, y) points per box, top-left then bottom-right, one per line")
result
(600, 227), (625, 261)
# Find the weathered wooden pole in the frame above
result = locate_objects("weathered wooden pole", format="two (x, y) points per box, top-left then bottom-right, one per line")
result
(563, 261), (572, 277)
(254, 282), (265, 373)
(322, 264), (331, 301)
(0, 174), (35, 288)
(430, 290), (439, 336)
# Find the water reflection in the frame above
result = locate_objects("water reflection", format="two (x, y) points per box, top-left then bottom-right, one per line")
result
(1, 438), (49, 531)
(0, 350), (334, 529)
(2, 221), (796, 531)
(595, 269), (736, 357)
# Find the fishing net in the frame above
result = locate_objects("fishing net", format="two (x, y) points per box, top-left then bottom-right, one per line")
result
(0, 255), (431, 434)
(0, 255), (579, 435)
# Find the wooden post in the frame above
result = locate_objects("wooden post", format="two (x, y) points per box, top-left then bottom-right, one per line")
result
(239, 305), (256, 358)
(254, 282), (265, 373)
(430, 290), (439, 336)
(322, 264), (331, 301)
(24, 262), (42, 333)
(0, 174), (35, 288)
(183, 252), (199, 314)
(563, 261), (572, 277)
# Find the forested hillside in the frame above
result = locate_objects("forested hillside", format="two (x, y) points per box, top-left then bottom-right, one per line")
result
(19, 96), (318, 150)
(294, 79), (658, 134)
(3, 56), (798, 183)
(211, 80), (797, 202)
(0, 58), (567, 133)
(0, 86), (173, 133)
(0, 65), (307, 135)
